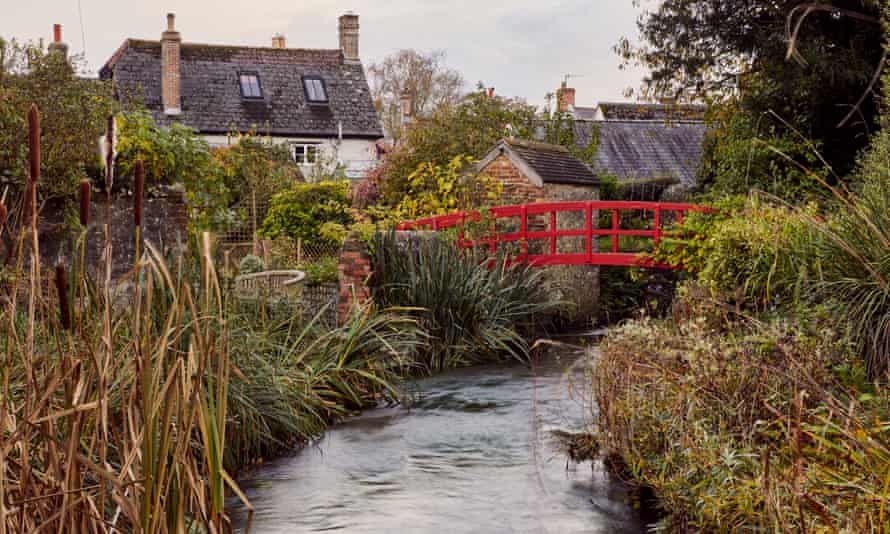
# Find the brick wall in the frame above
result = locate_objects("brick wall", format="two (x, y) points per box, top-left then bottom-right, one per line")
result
(337, 236), (371, 323)
(480, 154), (547, 204)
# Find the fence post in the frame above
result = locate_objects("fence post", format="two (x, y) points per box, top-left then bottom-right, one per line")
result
(653, 206), (661, 247)
(611, 209), (619, 253)
(297, 237), (303, 264)
(585, 203), (592, 261)
(549, 211), (557, 256)
(520, 205), (528, 260)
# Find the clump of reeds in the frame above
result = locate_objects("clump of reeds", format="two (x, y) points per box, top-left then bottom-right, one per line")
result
(0, 105), (253, 532)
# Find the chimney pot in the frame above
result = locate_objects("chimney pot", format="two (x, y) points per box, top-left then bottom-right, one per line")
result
(272, 34), (287, 49)
(162, 13), (182, 116)
(338, 13), (360, 63)
(48, 24), (68, 58)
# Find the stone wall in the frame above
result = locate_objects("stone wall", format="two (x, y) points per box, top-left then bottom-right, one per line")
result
(543, 183), (600, 324)
(20, 185), (188, 282)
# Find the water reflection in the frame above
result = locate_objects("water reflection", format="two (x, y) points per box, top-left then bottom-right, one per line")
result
(228, 350), (646, 533)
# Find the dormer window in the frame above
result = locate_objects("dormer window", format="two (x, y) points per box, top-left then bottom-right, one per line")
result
(239, 73), (263, 99)
(303, 77), (328, 103)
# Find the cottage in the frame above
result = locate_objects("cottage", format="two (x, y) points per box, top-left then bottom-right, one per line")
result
(475, 138), (600, 321)
(100, 13), (383, 180)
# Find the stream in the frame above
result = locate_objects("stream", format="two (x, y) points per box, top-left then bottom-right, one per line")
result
(228, 347), (648, 533)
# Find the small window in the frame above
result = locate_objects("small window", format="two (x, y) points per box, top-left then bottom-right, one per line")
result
(292, 143), (320, 165)
(239, 73), (263, 99)
(303, 77), (328, 103)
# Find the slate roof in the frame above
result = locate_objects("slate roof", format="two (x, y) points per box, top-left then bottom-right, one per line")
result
(100, 40), (383, 139)
(597, 102), (706, 122)
(480, 138), (599, 187)
(574, 120), (706, 188)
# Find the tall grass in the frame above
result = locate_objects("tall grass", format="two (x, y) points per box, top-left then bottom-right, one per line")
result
(370, 230), (558, 371)
(0, 108), (418, 532)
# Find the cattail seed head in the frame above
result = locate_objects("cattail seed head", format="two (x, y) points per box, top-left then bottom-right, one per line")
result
(28, 104), (40, 183)
(134, 160), (144, 228)
(104, 115), (117, 191)
(55, 263), (71, 330)
(0, 202), (7, 229)
(79, 179), (91, 227)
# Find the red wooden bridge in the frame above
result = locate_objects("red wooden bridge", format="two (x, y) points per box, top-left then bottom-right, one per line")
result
(397, 201), (716, 269)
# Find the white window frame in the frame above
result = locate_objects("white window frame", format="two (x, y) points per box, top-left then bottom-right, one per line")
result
(291, 143), (321, 165)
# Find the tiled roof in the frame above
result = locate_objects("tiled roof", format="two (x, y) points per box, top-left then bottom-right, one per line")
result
(572, 106), (597, 121)
(100, 39), (382, 138)
(575, 120), (706, 188)
(494, 138), (599, 186)
(597, 102), (706, 121)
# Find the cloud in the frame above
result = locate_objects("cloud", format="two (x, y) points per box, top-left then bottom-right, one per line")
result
(1, 0), (647, 106)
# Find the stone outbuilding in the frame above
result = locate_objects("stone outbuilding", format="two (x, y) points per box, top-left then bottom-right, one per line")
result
(475, 138), (600, 204)
(475, 138), (601, 324)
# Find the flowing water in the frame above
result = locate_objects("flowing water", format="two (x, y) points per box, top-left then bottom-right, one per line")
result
(228, 348), (648, 533)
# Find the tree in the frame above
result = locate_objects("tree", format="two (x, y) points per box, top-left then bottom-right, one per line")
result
(620, 0), (884, 182)
(0, 38), (117, 216)
(380, 86), (537, 203)
(368, 49), (464, 141)
(380, 86), (598, 205)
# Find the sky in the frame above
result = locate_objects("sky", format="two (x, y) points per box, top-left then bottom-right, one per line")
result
(2, 0), (648, 108)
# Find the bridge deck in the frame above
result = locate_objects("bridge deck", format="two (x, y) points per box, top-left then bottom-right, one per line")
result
(397, 201), (716, 269)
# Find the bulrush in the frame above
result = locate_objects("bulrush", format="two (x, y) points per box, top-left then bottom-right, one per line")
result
(27, 104), (41, 224)
(28, 105), (40, 183)
(0, 201), (7, 233)
(104, 115), (116, 191)
(134, 161), (144, 227)
(79, 179), (91, 227)
(55, 263), (70, 330)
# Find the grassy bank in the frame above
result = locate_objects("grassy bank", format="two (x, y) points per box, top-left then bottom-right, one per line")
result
(592, 143), (890, 530)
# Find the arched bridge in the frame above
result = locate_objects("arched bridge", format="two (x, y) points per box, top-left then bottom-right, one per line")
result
(397, 201), (716, 269)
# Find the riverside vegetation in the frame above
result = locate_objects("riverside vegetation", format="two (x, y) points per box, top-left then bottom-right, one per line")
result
(591, 85), (890, 534)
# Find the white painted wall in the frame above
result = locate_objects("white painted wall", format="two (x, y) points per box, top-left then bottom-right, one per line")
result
(202, 134), (379, 181)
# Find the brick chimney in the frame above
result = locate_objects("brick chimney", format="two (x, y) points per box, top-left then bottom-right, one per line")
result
(161, 13), (182, 116)
(557, 81), (575, 113)
(48, 24), (68, 58)
(271, 33), (286, 49)
(339, 12), (360, 63)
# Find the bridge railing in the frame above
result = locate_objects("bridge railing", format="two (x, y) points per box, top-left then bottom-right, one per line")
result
(397, 201), (716, 268)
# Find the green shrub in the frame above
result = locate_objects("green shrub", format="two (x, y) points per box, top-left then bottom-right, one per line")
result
(238, 254), (265, 274)
(654, 195), (817, 310)
(0, 39), (116, 208)
(260, 180), (352, 244)
(369, 230), (559, 371)
(593, 293), (888, 532)
(214, 134), (301, 203)
(302, 257), (339, 286)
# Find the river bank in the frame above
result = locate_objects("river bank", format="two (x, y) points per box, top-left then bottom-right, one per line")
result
(228, 348), (648, 533)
